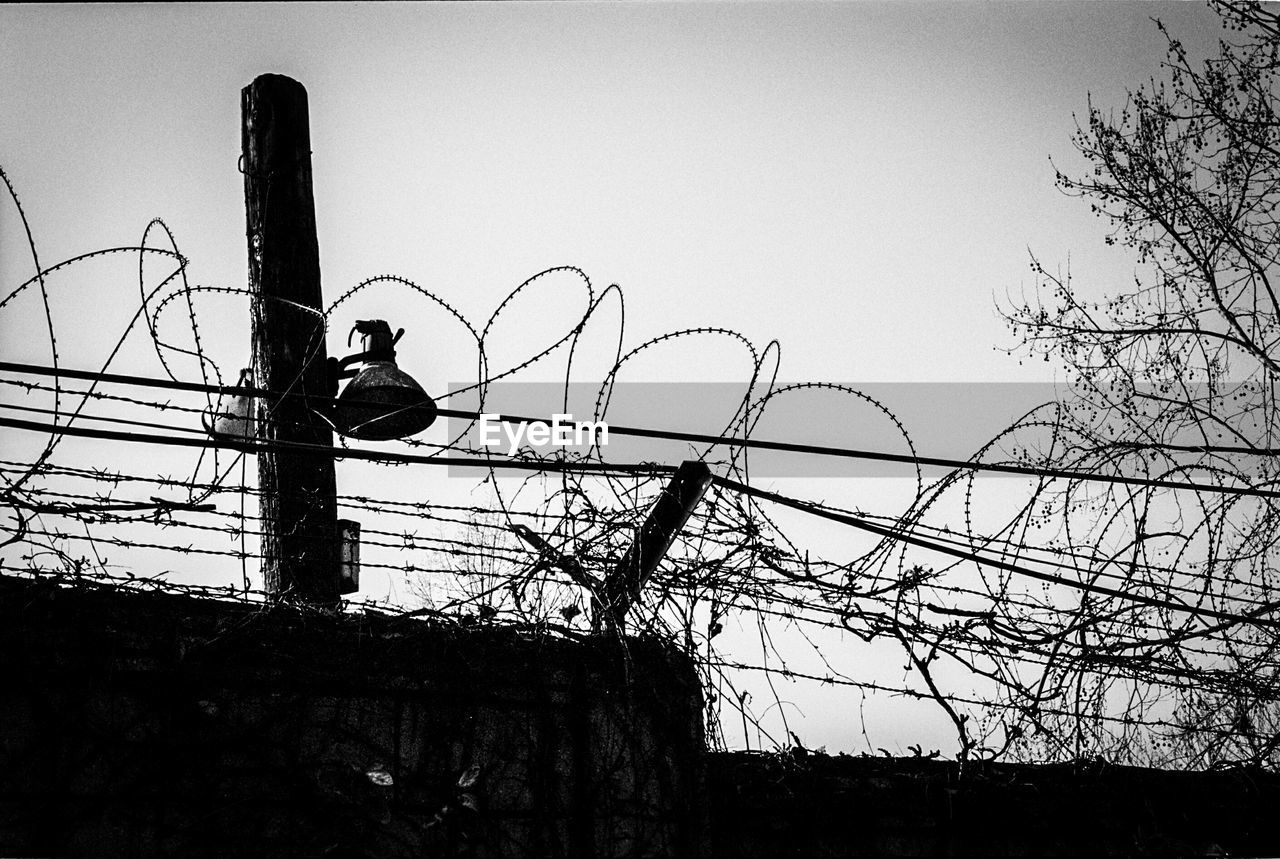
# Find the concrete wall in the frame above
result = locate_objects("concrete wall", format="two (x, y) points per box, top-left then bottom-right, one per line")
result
(7, 576), (1279, 858)
(0, 578), (705, 858)
(707, 750), (1280, 858)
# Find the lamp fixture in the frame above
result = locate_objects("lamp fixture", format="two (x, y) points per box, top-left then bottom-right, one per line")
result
(329, 319), (437, 440)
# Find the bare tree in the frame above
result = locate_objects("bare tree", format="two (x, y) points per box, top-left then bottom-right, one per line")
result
(997, 0), (1280, 768)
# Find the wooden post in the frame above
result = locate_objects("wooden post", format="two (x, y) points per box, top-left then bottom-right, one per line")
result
(601, 460), (712, 632)
(242, 74), (340, 604)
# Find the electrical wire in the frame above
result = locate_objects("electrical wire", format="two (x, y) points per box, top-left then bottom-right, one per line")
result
(4, 359), (1280, 498)
(713, 475), (1280, 632)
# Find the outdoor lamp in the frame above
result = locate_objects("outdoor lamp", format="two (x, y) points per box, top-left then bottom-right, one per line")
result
(329, 319), (438, 440)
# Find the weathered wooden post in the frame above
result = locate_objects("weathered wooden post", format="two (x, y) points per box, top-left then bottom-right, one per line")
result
(242, 74), (340, 603)
(601, 459), (713, 632)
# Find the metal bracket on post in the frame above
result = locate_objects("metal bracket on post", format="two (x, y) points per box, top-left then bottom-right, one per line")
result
(599, 460), (713, 633)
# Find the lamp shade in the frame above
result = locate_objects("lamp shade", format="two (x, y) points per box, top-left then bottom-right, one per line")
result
(331, 319), (437, 441)
(335, 360), (438, 440)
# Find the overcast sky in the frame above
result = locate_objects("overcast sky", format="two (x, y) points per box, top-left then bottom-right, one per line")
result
(0, 1), (1236, 753)
(2, 2), (1227, 383)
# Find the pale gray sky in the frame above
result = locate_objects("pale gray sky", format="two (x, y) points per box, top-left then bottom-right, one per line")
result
(2, 1), (1225, 384)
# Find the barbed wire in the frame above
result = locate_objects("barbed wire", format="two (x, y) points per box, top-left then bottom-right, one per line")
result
(4, 165), (1280, 772)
